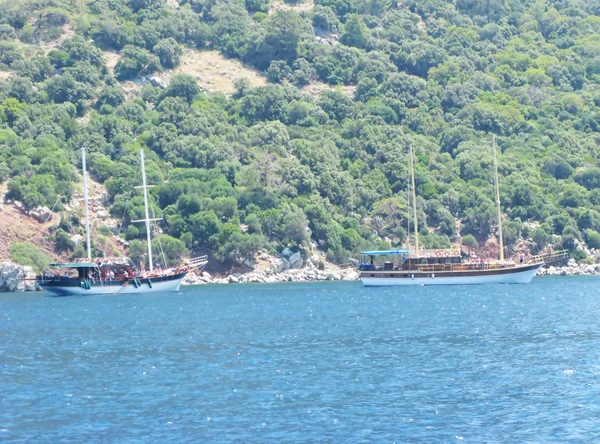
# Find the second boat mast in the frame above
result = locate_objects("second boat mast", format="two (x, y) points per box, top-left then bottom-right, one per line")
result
(491, 135), (504, 261)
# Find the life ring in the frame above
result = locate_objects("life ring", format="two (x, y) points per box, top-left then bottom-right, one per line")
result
(443, 251), (450, 257)
(435, 251), (441, 257)
(453, 249), (460, 256)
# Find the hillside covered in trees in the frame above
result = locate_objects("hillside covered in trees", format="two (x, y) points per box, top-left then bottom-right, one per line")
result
(1, 0), (600, 269)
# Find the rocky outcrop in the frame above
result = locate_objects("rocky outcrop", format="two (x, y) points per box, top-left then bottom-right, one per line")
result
(183, 249), (359, 286)
(6, 200), (54, 223)
(537, 258), (600, 276)
(183, 267), (359, 285)
(0, 264), (40, 292)
(28, 206), (53, 223)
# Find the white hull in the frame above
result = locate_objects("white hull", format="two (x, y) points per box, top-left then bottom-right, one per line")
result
(41, 276), (184, 296)
(361, 265), (542, 287)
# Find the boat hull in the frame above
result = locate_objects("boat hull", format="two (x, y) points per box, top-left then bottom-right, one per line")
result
(39, 273), (186, 296)
(360, 263), (543, 287)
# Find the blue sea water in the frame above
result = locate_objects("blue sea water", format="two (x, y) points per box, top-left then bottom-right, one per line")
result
(1, 278), (600, 442)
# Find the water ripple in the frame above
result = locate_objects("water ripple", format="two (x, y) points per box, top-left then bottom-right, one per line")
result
(1, 278), (600, 441)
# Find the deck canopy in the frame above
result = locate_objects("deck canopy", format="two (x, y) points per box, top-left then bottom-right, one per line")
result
(361, 250), (409, 256)
(50, 263), (97, 268)
(50, 260), (130, 268)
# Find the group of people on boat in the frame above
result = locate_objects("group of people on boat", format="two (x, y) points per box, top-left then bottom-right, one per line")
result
(84, 262), (191, 284)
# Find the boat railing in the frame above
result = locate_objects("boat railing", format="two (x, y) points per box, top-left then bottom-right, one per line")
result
(527, 249), (568, 265)
(415, 262), (516, 273)
(361, 261), (519, 273)
(408, 248), (461, 259)
(187, 255), (209, 270)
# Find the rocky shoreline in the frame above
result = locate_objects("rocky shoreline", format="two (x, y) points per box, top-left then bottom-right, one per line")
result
(536, 259), (600, 276)
(182, 258), (600, 286)
(183, 267), (359, 285)
(1, 259), (599, 292)
(183, 250), (359, 285)
(0, 264), (39, 292)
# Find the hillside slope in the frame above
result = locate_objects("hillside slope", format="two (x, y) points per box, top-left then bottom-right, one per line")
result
(1, 0), (600, 269)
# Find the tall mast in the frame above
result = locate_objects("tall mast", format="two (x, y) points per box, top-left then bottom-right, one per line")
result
(409, 144), (419, 257)
(492, 135), (504, 261)
(406, 171), (410, 254)
(140, 149), (154, 272)
(81, 148), (92, 261)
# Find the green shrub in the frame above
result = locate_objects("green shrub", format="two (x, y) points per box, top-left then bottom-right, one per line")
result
(532, 228), (550, 252)
(584, 229), (600, 249)
(461, 234), (478, 249)
(9, 242), (51, 273)
(98, 225), (112, 236)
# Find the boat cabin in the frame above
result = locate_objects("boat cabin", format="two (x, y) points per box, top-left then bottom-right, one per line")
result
(359, 249), (464, 272)
(45, 261), (136, 283)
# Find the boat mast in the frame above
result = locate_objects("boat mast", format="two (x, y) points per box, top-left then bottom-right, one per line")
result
(140, 149), (154, 273)
(492, 135), (504, 261)
(409, 144), (419, 257)
(406, 170), (410, 254)
(81, 148), (92, 261)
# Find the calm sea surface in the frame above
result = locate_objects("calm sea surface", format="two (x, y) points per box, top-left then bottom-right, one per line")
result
(1, 278), (600, 442)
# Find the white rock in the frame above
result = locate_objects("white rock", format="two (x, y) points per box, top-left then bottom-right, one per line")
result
(326, 273), (341, 281)
(70, 234), (84, 246)
(342, 270), (359, 281)
(289, 252), (303, 269)
(0, 263), (40, 292)
(148, 75), (168, 88)
(29, 206), (53, 222)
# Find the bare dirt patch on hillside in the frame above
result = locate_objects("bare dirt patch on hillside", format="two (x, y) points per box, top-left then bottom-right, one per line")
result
(103, 51), (120, 74)
(270, 0), (315, 13)
(12, 24), (76, 57)
(0, 71), (11, 80)
(0, 185), (59, 263)
(151, 49), (268, 95)
(0, 177), (128, 264)
(38, 23), (75, 52)
(120, 81), (143, 100)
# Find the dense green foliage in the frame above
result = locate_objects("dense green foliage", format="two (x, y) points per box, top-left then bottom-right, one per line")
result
(9, 242), (52, 272)
(2, 0), (600, 264)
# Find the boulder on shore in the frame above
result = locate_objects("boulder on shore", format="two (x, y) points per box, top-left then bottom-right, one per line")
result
(29, 206), (53, 223)
(0, 264), (40, 292)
